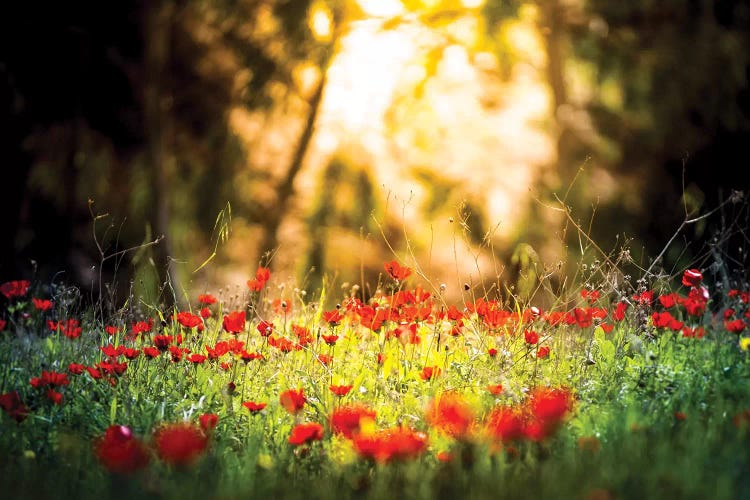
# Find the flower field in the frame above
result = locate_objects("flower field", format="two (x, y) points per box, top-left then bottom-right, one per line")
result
(1, 259), (750, 499)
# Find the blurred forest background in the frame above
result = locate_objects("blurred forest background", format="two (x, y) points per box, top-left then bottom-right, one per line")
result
(2, 0), (750, 306)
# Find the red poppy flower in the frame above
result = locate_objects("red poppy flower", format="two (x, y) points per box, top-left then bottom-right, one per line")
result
(256, 320), (274, 337)
(223, 311), (246, 334)
(0, 391), (29, 423)
(32, 298), (53, 311)
(487, 348), (498, 357)
(353, 426), (428, 463)
(153, 422), (209, 466)
(96, 361), (127, 377)
(292, 325), (314, 346)
(176, 312), (202, 329)
(101, 344), (124, 358)
(131, 320), (153, 337)
(143, 346), (160, 358)
(384, 260), (412, 281)
(317, 354), (333, 365)
(280, 388), (306, 414)
(581, 289), (601, 303)
(322, 310), (343, 326)
(573, 308), (593, 328)
(199, 414), (219, 433)
(268, 336), (300, 353)
(485, 407), (524, 442)
(632, 290), (654, 304)
(48, 319), (82, 339)
(376, 352), (386, 364)
(537, 346), (550, 359)
(255, 266), (271, 283)
(329, 384), (353, 396)
(247, 266), (271, 292)
(522, 386), (574, 440)
(0, 319), (5, 332)
(288, 422), (324, 446)
(726, 319), (747, 334)
(0, 280), (30, 299)
(68, 363), (85, 375)
(420, 366), (441, 381)
(30, 370), (70, 388)
(188, 353), (207, 364)
(153, 334), (173, 351)
(242, 401), (267, 414)
(487, 384), (503, 396)
(613, 301), (628, 321)
(46, 389), (64, 405)
(272, 298), (291, 315)
(524, 330), (539, 345)
(200, 307), (211, 320)
(330, 404), (377, 439)
(122, 348), (141, 360)
(239, 350), (264, 362)
(105, 326), (120, 336)
(658, 293), (681, 309)
(322, 334), (339, 346)
(682, 269), (703, 287)
(425, 392), (474, 439)
(198, 293), (217, 305)
(681, 326), (706, 339)
(94, 425), (149, 474)
(651, 311), (683, 332)
(169, 346), (186, 362)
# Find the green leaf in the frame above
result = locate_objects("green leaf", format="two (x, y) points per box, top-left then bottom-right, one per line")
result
(109, 396), (118, 425)
(595, 326), (616, 363)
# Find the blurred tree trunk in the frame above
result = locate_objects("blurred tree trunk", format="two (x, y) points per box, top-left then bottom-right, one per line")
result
(538, 0), (574, 178)
(144, 0), (182, 307)
(257, 69), (328, 261)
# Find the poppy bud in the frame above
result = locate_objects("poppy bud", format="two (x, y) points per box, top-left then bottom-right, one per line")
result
(681, 269), (702, 287)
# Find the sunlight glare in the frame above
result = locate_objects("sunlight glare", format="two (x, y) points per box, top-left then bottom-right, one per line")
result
(460, 0), (486, 8)
(357, 0), (404, 18)
(309, 2), (333, 42)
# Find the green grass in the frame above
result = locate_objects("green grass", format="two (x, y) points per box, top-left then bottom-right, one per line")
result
(1, 266), (749, 499)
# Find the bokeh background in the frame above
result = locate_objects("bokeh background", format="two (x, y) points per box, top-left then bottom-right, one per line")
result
(2, 0), (750, 306)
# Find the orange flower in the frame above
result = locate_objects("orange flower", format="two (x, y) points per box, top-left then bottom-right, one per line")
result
(329, 384), (353, 397)
(384, 260), (412, 281)
(279, 388), (306, 414)
(198, 293), (217, 305)
(247, 266), (271, 292)
(486, 384), (503, 396)
(330, 404), (377, 439)
(420, 366), (442, 381)
(425, 392), (474, 439)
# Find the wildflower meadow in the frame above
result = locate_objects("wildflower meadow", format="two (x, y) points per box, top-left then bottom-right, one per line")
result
(2, 203), (750, 500)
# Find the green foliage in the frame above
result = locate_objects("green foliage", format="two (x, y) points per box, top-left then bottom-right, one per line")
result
(2, 253), (750, 499)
